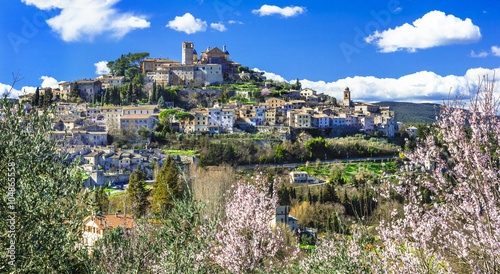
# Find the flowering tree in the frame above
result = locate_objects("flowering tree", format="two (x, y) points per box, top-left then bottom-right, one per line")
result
(376, 78), (500, 272)
(261, 88), (270, 97)
(201, 174), (297, 272)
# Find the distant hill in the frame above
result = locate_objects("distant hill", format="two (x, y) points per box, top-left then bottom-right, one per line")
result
(374, 101), (441, 124)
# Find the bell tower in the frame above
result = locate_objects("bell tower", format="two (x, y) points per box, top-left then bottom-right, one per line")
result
(182, 42), (194, 65)
(343, 87), (352, 107)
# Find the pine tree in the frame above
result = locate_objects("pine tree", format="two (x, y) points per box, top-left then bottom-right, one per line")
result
(153, 157), (183, 214)
(127, 168), (150, 218)
(33, 87), (40, 106)
(307, 188), (312, 204)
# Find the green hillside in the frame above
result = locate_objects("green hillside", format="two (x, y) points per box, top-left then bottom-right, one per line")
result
(374, 101), (441, 124)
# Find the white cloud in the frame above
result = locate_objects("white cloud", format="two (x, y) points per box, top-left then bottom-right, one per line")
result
(228, 20), (243, 24)
(0, 75), (63, 99)
(40, 76), (59, 88)
(366, 11), (481, 53)
(470, 50), (488, 58)
(21, 0), (150, 42)
(252, 5), (306, 18)
(491, 46), (500, 57)
(253, 68), (288, 82)
(210, 22), (227, 32)
(166, 13), (207, 34)
(94, 61), (110, 75)
(256, 67), (500, 103)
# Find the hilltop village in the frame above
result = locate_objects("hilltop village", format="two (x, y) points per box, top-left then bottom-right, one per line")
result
(16, 42), (399, 187)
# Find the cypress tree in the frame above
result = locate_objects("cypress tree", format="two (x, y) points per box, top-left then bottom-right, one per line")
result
(267, 172), (274, 197)
(157, 96), (165, 109)
(127, 83), (133, 105)
(151, 81), (157, 104)
(127, 168), (150, 218)
(323, 182), (339, 204)
(33, 87), (40, 106)
(43, 88), (53, 107)
(153, 157), (183, 214)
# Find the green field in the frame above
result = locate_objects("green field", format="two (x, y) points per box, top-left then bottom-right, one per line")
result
(162, 149), (198, 156)
(297, 160), (399, 183)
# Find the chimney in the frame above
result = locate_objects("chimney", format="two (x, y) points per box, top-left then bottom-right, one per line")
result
(207, 46), (210, 51)
(99, 218), (103, 226)
(223, 45), (226, 52)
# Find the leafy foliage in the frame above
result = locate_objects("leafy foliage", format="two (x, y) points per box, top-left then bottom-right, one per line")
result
(0, 98), (90, 272)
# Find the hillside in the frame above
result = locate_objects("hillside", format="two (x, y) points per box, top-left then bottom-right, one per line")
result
(374, 101), (441, 124)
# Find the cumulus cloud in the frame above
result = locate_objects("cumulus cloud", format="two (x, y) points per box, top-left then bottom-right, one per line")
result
(40, 76), (60, 88)
(253, 68), (288, 82)
(21, 0), (150, 42)
(366, 11), (481, 53)
(492, 46), (500, 57)
(470, 50), (488, 58)
(0, 75), (63, 99)
(210, 22), (227, 32)
(228, 20), (243, 24)
(95, 61), (110, 75)
(166, 13), (207, 34)
(252, 5), (306, 18)
(256, 67), (500, 103)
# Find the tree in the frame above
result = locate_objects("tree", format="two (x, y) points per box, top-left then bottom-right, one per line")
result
(201, 174), (297, 272)
(137, 127), (151, 140)
(0, 96), (90, 272)
(43, 88), (53, 107)
(127, 83), (133, 104)
(376, 78), (500, 272)
(104, 89), (111, 105)
(277, 184), (291, 206)
(94, 186), (109, 214)
(153, 157), (183, 214)
(127, 168), (150, 218)
(294, 78), (301, 90)
(330, 97), (337, 106)
(70, 81), (80, 99)
(107, 61), (116, 76)
(322, 182), (338, 204)
(112, 86), (120, 105)
(157, 96), (165, 109)
(32, 87), (40, 106)
(151, 81), (157, 104)
(174, 112), (194, 121)
(129, 52), (150, 66)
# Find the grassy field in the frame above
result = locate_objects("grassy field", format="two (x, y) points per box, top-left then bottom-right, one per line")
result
(162, 149), (198, 156)
(297, 160), (399, 183)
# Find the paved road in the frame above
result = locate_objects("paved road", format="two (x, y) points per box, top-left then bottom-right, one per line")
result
(108, 184), (128, 195)
(234, 156), (397, 169)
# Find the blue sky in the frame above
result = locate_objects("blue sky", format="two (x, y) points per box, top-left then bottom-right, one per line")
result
(1, 0), (500, 102)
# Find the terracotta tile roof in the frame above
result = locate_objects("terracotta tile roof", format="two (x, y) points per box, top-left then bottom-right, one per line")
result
(122, 106), (156, 110)
(87, 214), (135, 230)
(120, 114), (153, 119)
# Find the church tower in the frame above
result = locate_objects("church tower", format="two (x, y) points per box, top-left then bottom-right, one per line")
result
(182, 42), (194, 65)
(343, 87), (352, 107)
